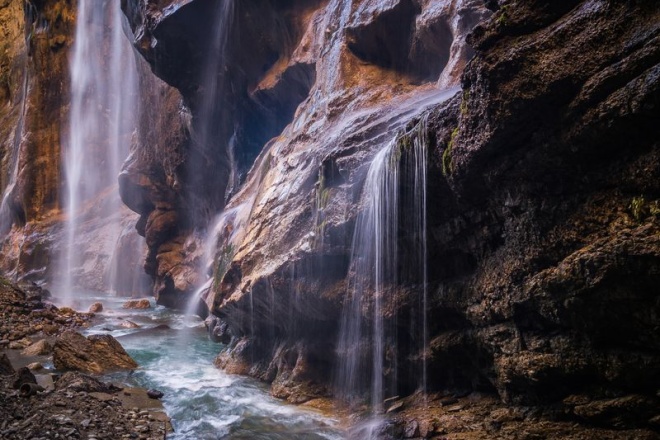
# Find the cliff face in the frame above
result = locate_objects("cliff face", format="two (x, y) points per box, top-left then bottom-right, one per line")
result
(120, 0), (660, 425)
(0, 0), (74, 281)
(0, 0), (73, 227)
(120, 0), (489, 396)
(430, 0), (660, 410)
(120, 0), (488, 309)
(1, 0), (658, 433)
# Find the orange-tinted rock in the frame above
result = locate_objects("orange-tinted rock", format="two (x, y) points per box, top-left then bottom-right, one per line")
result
(53, 331), (138, 373)
(88, 302), (103, 313)
(122, 299), (151, 309)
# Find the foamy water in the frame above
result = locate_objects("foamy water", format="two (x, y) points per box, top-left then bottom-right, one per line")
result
(77, 294), (344, 439)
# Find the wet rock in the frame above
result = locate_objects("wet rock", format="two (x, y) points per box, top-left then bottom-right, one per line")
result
(21, 339), (53, 356)
(53, 331), (138, 373)
(404, 420), (419, 438)
(9, 337), (32, 349)
(0, 353), (15, 375)
(119, 320), (141, 329)
(12, 366), (37, 389)
(386, 400), (405, 413)
(89, 302), (104, 313)
(146, 389), (163, 399)
(26, 362), (44, 371)
(122, 299), (151, 310)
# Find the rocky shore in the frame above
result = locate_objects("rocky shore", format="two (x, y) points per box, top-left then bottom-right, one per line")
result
(0, 277), (169, 440)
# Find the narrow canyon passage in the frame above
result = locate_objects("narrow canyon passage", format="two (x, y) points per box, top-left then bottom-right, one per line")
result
(0, 0), (658, 439)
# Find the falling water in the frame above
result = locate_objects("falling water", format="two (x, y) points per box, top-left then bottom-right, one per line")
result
(59, 0), (138, 305)
(180, 0), (235, 316)
(187, 0), (235, 223)
(336, 116), (430, 431)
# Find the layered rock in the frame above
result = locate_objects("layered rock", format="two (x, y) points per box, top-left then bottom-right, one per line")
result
(121, 0), (490, 402)
(424, 0), (660, 410)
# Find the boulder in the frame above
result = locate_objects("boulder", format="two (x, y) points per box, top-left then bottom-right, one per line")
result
(89, 302), (104, 313)
(0, 353), (15, 375)
(12, 367), (37, 389)
(9, 337), (32, 350)
(21, 339), (52, 356)
(147, 389), (164, 399)
(53, 331), (138, 373)
(119, 320), (140, 329)
(55, 371), (117, 393)
(122, 299), (151, 309)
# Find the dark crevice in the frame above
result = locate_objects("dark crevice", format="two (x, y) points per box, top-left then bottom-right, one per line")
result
(346, 0), (453, 82)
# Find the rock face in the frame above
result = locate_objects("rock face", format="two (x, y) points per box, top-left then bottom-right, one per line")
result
(53, 331), (138, 374)
(0, 0), (658, 435)
(119, 0), (489, 309)
(122, 0), (660, 425)
(425, 0), (660, 410)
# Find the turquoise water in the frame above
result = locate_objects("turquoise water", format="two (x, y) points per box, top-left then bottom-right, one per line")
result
(76, 295), (344, 440)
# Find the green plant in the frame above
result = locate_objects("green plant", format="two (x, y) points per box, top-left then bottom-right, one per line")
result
(630, 196), (646, 222)
(649, 200), (660, 216)
(496, 5), (510, 27)
(460, 90), (470, 115)
(442, 127), (459, 176)
(212, 243), (235, 289)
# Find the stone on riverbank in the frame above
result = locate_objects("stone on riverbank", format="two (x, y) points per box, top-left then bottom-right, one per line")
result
(21, 339), (52, 356)
(53, 331), (138, 373)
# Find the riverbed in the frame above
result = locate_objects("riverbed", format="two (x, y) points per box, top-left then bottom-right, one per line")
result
(70, 294), (344, 440)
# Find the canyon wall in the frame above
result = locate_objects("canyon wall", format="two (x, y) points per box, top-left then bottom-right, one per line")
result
(0, 0), (658, 433)
(122, 1), (660, 428)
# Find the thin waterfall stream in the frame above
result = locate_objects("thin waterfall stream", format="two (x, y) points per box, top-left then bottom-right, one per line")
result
(337, 115), (432, 437)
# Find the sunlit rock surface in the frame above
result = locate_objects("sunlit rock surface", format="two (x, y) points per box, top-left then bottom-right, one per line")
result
(121, 0), (490, 400)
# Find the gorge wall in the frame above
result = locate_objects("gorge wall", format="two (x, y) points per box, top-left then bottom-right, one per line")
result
(0, 0), (658, 434)
(121, 0), (660, 429)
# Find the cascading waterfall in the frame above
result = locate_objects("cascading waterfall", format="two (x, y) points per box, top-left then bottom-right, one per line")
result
(59, 0), (138, 304)
(187, 0), (235, 224)
(337, 116), (430, 427)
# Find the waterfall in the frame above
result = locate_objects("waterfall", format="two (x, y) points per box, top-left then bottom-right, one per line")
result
(337, 116), (430, 428)
(58, 0), (138, 304)
(183, 0), (236, 316)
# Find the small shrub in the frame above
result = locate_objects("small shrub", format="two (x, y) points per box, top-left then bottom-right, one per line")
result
(630, 196), (646, 222)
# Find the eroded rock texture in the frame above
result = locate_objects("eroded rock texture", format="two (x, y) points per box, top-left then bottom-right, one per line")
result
(121, 0), (490, 401)
(120, 0), (487, 309)
(415, 0), (660, 431)
(124, 1), (660, 429)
